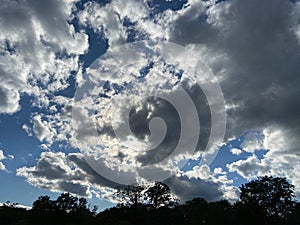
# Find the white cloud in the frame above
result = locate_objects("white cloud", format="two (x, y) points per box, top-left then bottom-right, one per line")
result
(0, 0), (88, 114)
(240, 132), (264, 153)
(181, 164), (238, 202)
(16, 151), (119, 200)
(0, 162), (5, 171)
(17, 151), (91, 197)
(0, 150), (7, 171)
(0, 150), (6, 161)
(10, 0), (300, 204)
(0, 87), (20, 114)
(32, 115), (56, 144)
(230, 148), (242, 155)
(227, 154), (270, 179)
(163, 0), (300, 197)
(227, 126), (300, 197)
(0, 202), (30, 209)
(166, 0), (300, 144)
(78, 0), (150, 47)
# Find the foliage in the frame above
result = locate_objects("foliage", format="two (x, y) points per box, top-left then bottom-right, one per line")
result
(116, 185), (145, 207)
(145, 181), (178, 208)
(1, 177), (300, 225)
(115, 182), (178, 208)
(240, 176), (296, 224)
(32, 195), (56, 212)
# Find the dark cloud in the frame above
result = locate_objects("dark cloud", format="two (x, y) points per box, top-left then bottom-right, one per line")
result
(165, 175), (223, 203)
(170, 2), (218, 45)
(17, 151), (228, 202)
(11, 0), (300, 204)
(169, 0), (300, 143)
(0, 86), (20, 114)
(59, 181), (90, 197)
(66, 153), (120, 189)
(17, 152), (119, 197)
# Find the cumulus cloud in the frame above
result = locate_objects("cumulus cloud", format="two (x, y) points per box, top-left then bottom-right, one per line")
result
(32, 115), (57, 144)
(0, 150), (7, 171)
(177, 164), (238, 202)
(166, 175), (223, 203)
(78, 0), (150, 46)
(0, 150), (6, 161)
(230, 148), (242, 155)
(0, 0), (88, 114)
(17, 150), (237, 203)
(9, 0), (300, 204)
(166, 0), (300, 143)
(0, 87), (20, 114)
(161, 0), (300, 194)
(17, 151), (117, 199)
(227, 127), (300, 197)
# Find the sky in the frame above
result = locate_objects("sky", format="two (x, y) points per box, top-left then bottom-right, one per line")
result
(0, 0), (300, 211)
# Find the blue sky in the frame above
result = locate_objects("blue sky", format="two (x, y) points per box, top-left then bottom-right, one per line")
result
(1, 0), (300, 211)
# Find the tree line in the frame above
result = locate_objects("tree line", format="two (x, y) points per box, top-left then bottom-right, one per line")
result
(1, 176), (300, 225)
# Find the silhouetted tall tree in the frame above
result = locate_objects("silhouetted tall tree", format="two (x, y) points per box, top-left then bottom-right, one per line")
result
(184, 198), (209, 224)
(116, 185), (145, 207)
(145, 181), (178, 208)
(55, 192), (78, 212)
(240, 176), (296, 224)
(32, 195), (56, 212)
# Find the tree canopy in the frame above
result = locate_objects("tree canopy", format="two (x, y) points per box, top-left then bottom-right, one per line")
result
(145, 181), (178, 208)
(239, 176), (296, 224)
(1, 177), (300, 225)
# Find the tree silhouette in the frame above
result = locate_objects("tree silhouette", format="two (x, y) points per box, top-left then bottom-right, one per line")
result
(184, 198), (209, 224)
(2, 176), (300, 225)
(116, 185), (145, 207)
(32, 195), (56, 212)
(145, 181), (178, 208)
(30, 193), (97, 225)
(55, 192), (79, 212)
(240, 176), (296, 224)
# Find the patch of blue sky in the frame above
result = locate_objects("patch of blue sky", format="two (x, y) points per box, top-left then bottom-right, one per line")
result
(54, 71), (77, 98)
(79, 28), (109, 69)
(123, 17), (149, 43)
(75, 0), (112, 11)
(71, 12), (109, 69)
(0, 172), (61, 207)
(0, 96), (41, 162)
(181, 131), (267, 187)
(147, 0), (188, 17)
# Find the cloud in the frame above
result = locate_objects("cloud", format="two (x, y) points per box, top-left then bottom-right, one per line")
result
(0, 150), (7, 171)
(166, 0), (300, 142)
(230, 148), (242, 155)
(163, 0), (300, 192)
(227, 127), (300, 197)
(166, 166), (238, 203)
(227, 154), (270, 179)
(0, 150), (6, 161)
(10, 0), (300, 205)
(16, 151), (117, 199)
(0, 0), (88, 114)
(78, 0), (150, 46)
(175, 164), (238, 203)
(0, 162), (5, 171)
(16, 150), (238, 203)
(32, 115), (57, 144)
(62, 37), (227, 186)
(166, 175), (223, 203)
(0, 203), (31, 210)
(0, 87), (20, 114)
